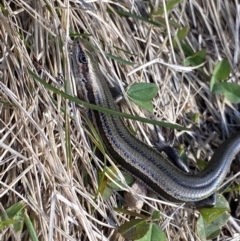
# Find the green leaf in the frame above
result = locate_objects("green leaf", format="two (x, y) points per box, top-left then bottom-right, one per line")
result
(197, 211), (230, 240)
(127, 83), (158, 101)
(0, 202), (25, 220)
(196, 159), (208, 170)
(172, 27), (193, 56)
(197, 195), (230, 240)
(24, 213), (39, 241)
(99, 167), (134, 200)
(127, 83), (158, 112)
(178, 146), (188, 165)
(192, 112), (200, 123)
(101, 184), (114, 200)
(212, 82), (240, 103)
(0, 219), (16, 229)
(173, 42), (194, 57)
(210, 59), (231, 90)
(13, 209), (24, 233)
(151, 0), (182, 16)
(98, 169), (111, 199)
(129, 99), (154, 112)
(212, 59), (231, 81)
(176, 27), (189, 41)
(118, 219), (150, 240)
(199, 194), (230, 223)
(223, 184), (240, 194)
(0, 202), (25, 234)
(181, 43), (194, 56)
(184, 49), (206, 66)
(152, 210), (161, 220)
(136, 223), (167, 241)
(106, 169), (134, 191)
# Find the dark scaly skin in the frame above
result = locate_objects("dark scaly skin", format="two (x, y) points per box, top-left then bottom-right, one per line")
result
(72, 38), (240, 206)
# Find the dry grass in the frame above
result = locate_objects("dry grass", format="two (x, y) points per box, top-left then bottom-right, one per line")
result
(0, 0), (240, 240)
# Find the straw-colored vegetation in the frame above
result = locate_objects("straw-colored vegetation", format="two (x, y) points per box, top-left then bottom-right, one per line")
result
(0, 0), (240, 240)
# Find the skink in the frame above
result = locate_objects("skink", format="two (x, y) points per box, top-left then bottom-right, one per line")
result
(72, 38), (240, 206)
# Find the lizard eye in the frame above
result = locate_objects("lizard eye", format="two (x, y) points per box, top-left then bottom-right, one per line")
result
(78, 52), (87, 64)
